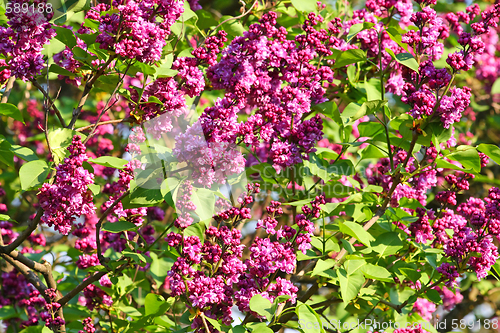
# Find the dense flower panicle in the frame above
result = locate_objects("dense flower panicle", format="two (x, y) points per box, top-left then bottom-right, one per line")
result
(37, 136), (96, 235)
(409, 208), (434, 243)
(0, 0), (55, 81)
(0, 271), (51, 327)
(204, 11), (333, 173)
(165, 185), (303, 327)
(434, 286), (463, 311)
(192, 31), (228, 66)
(173, 121), (246, 187)
(412, 298), (436, 321)
(130, 77), (189, 135)
(172, 57), (205, 97)
(85, 0), (184, 63)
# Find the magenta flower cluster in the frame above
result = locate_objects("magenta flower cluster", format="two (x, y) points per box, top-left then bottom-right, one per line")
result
(0, 0), (55, 81)
(203, 12), (333, 173)
(37, 136), (96, 235)
(165, 184), (324, 331)
(85, 0), (184, 63)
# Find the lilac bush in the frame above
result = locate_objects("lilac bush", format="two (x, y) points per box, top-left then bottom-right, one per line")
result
(1, 0), (500, 332)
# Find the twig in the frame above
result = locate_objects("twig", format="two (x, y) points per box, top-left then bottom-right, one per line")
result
(1, 76), (15, 103)
(32, 80), (66, 127)
(76, 118), (133, 132)
(95, 190), (131, 268)
(0, 209), (43, 253)
(84, 61), (133, 143)
(68, 55), (117, 129)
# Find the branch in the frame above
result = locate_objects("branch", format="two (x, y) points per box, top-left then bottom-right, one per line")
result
(58, 258), (131, 307)
(96, 190), (130, 268)
(334, 129), (420, 264)
(84, 61), (133, 143)
(76, 118), (133, 132)
(1, 76), (15, 103)
(32, 80), (66, 127)
(57, 271), (106, 307)
(68, 55), (117, 129)
(0, 252), (50, 302)
(0, 209), (43, 253)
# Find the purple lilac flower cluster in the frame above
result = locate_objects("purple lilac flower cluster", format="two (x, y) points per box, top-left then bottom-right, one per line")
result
(165, 185), (323, 331)
(405, 187), (500, 285)
(130, 77), (189, 137)
(366, 150), (437, 208)
(0, 271), (47, 328)
(0, 0), (55, 81)
(203, 12), (334, 173)
(173, 121), (246, 187)
(84, 0), (184, 63)
(37, 136), (96, 235)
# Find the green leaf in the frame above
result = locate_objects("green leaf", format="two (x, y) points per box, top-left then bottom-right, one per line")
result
(11, 145), (38, 162)
(144, 293), (167, 316)
(323, 182), (353, 198)
(49, 64), (77, 77)
(122, 250), (148, 264)
(48, 128), (86, 164)
(333, 49), (366, 69)
(88, 184), (100, 195)
(220, 16), (245, 37)
(347, 22), (375, 43)
(357, 122), (385, 137)
(115, 305), (143, 317)
(345, 259), (366, 275)
(0, 103), (24, 124)
(312, 259), (335, 276)
(155, 54), (178, 78)
(190, 188), (216, 222)
(361, 264), (393, 282)
(0, 139), (14, 166)
(399, 267), (421, 283)
(371, 232), (403, 256)
(20, 160), (50, 190)
(246, 323), (273, 333)
(337, 268), (364, 307)
(477, 144), (500, 165)
(102, 220), (137, 233)
(88, 156), (128, 169)
(196, 10), (218, 30)
(0, 306), (17, 320)
(249, 294), (273, 321)
(296, 302), (325, 333)
(386, 28), (410, 52)
(181, 0), (196, 21)
(52, 0), (90, 24)
(426, 289), (442, 303)
(312, 101), (341, 124)
(184, 222), (205, 241)
(385, 48), (419, 73)
(127, 185), (164, 208)
(204, 316), (222, 331)
(446, 146), (481, 173)
(341, 100), (387, 124)
(54, 26), (77, 48)
(492, 77), (500, 95)
(290, 0), (318, 13)
(339, 221), (374, 247)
